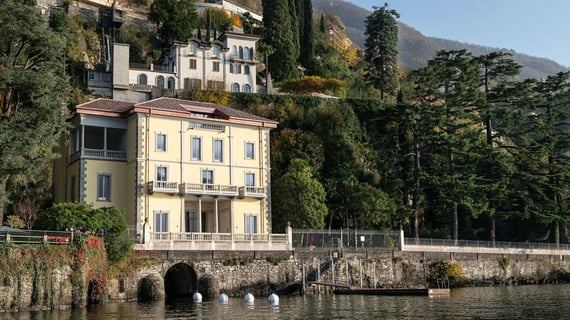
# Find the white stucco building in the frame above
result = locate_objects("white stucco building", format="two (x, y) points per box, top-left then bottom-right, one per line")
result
(89, 32), (261, 102)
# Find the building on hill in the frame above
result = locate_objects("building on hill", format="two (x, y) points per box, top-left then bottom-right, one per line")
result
(88, 32), (261, 102)
(52, 97), (290, 250)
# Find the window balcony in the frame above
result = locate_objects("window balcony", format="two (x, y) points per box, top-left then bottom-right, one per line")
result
(71, 148), (127, 162)
(147, 181), (179, 194)
(239, 186), (266, 198)
(181, 183), (238, 197)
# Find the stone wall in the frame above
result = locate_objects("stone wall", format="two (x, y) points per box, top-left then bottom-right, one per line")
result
(106, 249), (570, 303)
(0, 244), (107, 313)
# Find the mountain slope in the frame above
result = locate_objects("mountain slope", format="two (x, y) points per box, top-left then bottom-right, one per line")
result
(313, 0), (568, 79)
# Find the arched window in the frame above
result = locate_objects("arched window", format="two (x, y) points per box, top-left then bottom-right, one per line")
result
(232, 45), (237, 56)
(156, 76), (165, 88)
(249, 48), (254, 60)
(239, 46), (244, 59)
(243, 84), (251, 93)
(167, 77), (175, 89)
(138, 74), (147, 85)
(231, 83), (240, 92)
(244, 65), (250, 75)
(243, 47), (250, 60)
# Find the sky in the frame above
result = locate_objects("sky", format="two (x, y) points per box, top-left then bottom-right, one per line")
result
(345, 0), (570, 68)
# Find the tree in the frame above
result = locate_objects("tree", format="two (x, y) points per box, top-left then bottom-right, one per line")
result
(272, 159), (328, 232)
(347, 183), (396, 230)
(262, 0), (297, 81)
(148, 0), (198, 46)
(270, 128), (324, 179)
(474, 52), (522, 243)
(299, 0), (314, 71)
(364, 3), (400, 101)
(0, 0), (70, 226)
(199, 8), (233, 41)
(411, 50), (484, 240)
(525, 72), (570, 244)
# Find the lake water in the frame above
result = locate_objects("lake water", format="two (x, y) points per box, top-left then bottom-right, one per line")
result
(2, 284), (569, 319)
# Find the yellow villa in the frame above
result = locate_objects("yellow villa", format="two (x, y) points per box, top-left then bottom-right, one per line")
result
(53, 97), (292, 250)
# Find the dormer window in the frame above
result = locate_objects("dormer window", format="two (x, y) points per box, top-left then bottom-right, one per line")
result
(212, 46), (220, 57)
(189, 43), (197, 55)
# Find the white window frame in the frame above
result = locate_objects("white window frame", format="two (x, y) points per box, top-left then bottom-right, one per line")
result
(97, 173), (111, 201)
(245, 173), (255, 187)
(154, 210), (169, 239)
(245, 142), (255, 159)
(244, 214), (258, 234)
(190, 59), (197, 70)
(156, 166), (167, 182)
(213, 139), (223, 162)
(156, 132), (167, 151)
(202, 169), (214, 184)
(192, 136), (202, 160)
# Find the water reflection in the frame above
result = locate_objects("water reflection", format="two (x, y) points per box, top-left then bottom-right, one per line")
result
(3, 285), (570, 319)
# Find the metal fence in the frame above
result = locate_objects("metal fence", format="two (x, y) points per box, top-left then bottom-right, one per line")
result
(0, 230), (74, 245)
(292, 228), (400, 250)
(404, 237), (570, 251)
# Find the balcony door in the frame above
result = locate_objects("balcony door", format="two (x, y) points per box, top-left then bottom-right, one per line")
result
(185, 211), (198, 233)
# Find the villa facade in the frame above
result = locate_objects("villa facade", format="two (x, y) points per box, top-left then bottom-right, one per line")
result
(89, 32), (261, 102)
(53, 97), (290, 250)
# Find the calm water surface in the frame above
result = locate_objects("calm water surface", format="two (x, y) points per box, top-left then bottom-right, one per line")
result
(2, 284), (569, 319)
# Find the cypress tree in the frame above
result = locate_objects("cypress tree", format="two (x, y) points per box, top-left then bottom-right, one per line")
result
(262, 0), (297, 81)
(299, 0), (314, 71)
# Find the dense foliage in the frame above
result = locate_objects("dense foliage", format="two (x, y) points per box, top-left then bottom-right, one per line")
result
(148, 0), (199, 46)
(35, 203), (132, 263)
(0, 0), (70, 226)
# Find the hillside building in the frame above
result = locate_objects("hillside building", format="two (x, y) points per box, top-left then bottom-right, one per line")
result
(89, 32), (261, 102)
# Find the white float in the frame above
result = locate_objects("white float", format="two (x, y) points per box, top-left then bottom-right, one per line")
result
(268, 293), (279, 306)
(218, 293), (229, 304)
(244, 293), (255, 304)
(192, 291), (203, 303)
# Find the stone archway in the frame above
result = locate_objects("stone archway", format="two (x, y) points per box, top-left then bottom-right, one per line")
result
(164, 263), (197, 299)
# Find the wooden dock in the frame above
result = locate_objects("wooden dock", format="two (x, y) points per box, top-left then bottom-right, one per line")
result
(332, 287), (450, 297)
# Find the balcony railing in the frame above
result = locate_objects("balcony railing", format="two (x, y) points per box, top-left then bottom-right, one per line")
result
(71, 148), (127, 162)
(147, 181), (179, 194)
(182, 183), (238, 197)
(240, 186), (266, 198)
(137, 231), (292, 251)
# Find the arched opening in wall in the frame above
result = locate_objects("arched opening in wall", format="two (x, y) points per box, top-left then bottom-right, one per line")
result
(87, 280), (104, 305)
(164, 263), (197, 299)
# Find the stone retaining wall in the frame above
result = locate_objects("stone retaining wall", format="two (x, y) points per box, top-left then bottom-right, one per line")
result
(105, 249), (570, 303)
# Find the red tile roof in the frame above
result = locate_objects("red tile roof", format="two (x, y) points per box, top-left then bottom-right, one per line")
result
(75, 97), (278, 126)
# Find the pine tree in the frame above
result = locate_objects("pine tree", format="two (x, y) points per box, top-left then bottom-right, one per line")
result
(364, 3), (400, 101)
(411, 50), (484, 240)
(474, 52), (522, 243)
